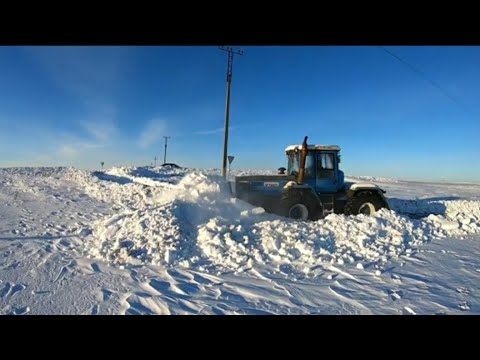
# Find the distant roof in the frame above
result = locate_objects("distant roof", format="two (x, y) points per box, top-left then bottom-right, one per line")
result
(285, 145), (341, 152)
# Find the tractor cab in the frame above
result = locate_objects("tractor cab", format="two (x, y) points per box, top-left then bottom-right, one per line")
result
(285, 144), (345, 193)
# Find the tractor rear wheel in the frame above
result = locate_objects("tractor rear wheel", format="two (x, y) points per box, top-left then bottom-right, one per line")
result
(344, 192), (386, 216)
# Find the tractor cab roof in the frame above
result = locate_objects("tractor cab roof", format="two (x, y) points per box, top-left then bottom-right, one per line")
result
(285, 145), (341, 153)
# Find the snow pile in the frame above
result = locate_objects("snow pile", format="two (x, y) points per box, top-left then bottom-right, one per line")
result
(63, 167), (175, 210)
(389, 197), (480, 235)
(64, 166), (280, 211)
(72, 167), (480, 274)
(195, 210), (428, 271)
(195, 201), (480, 272)
(87, 201), (188, 266)
(104, 166), (188, 187)
(390, 198), (448, 217)
(83, 171), (254, 267)
(347, 175), (401, 183)
(423, 200), (480, 236)
(0, 166), (71, 179)
(173, 172), (224, 202)
(198, 168), (277, 177)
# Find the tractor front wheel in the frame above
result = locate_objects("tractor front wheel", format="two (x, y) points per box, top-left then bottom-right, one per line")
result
(279, 193), (320, 221)
(344, 192), (386, 216)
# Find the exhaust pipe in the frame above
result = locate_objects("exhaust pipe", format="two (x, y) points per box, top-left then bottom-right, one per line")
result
(297, 136), (308, 185)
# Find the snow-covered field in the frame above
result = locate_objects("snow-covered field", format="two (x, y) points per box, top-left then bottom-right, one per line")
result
(1, 166), (480, 314)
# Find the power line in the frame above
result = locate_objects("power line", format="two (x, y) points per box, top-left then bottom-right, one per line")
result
(379, 46), (472, 115)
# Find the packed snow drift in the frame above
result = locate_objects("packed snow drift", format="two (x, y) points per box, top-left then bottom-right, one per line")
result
(1, 166), (480, 314)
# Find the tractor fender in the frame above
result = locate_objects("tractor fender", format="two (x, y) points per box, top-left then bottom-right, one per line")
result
(282, 184), (320, 201)
(283, 180), (298, 191)
(346, 183), (390, 210)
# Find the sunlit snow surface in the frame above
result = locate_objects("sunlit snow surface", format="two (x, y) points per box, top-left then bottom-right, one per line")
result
(1, 166), (479, 314)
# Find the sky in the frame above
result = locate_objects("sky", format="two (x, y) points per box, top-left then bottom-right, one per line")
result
(0, 45), (479, 183)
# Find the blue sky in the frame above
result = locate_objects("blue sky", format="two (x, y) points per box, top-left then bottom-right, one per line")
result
(0, 46), (479, 182)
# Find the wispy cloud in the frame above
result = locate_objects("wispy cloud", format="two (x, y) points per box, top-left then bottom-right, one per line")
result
(23, 46), (132, 117)
(194, 126), (237, 135)
(53, 118), (120, 159)
(81, 118), (119, 144)
(191, 121), (266, 136)
(59, 145), (79, 158)
(138, 118), (168, 148)
(55, 138), (105, 159)
(194, 127), (224, 135)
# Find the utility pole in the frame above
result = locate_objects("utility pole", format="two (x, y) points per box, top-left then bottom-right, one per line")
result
(163, 136), (171, 164)
(219, 46), (243, 178)
(154, 156), (157, 167)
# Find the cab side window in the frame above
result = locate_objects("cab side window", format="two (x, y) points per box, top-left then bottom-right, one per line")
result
(317, 153), (335, 179)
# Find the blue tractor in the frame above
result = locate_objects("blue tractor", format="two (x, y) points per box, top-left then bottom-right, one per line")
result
(235, 136), (390, 220)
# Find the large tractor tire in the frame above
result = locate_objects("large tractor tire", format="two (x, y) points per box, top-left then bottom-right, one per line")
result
(344, 192), (386, 216)
(279, 191), (321, 221)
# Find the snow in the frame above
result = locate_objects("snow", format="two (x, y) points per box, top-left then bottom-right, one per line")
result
(1, 165), (480, 314)
(347, 175), (400, 184)
(345, 182), (384, 191)
(285, 145), (341, 152)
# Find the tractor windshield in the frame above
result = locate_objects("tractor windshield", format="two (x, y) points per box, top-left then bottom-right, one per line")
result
(287, 152), (314, 179)
(287, 153), (299, 175)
